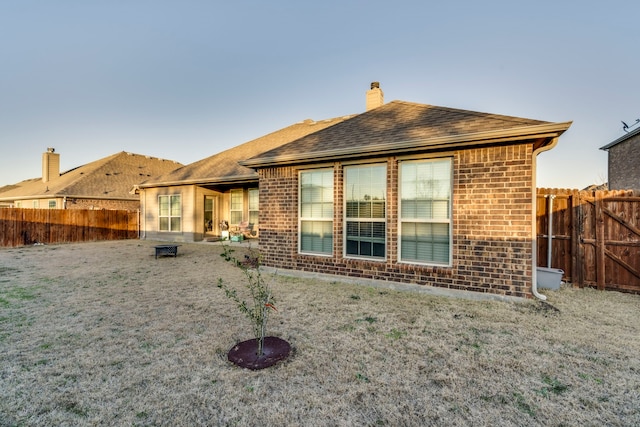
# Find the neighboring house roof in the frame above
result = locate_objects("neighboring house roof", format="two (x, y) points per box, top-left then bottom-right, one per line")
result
(241, 101), (572, 168)
(138, 116), (353, 188)
(599, 125), (640, 151)
(0, 151), (182, 201)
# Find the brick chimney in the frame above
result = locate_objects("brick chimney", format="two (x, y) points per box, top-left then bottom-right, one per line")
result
(366, 81), (384, 111)
(42, 147), (60, 183)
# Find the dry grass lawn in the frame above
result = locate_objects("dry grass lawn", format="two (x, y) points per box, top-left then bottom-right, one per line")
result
(1, 240), (639, 426)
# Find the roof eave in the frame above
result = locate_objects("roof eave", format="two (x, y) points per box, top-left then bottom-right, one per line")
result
(0, 193), (65, 202)
(600, 125), (640, 151)
(0, 194), (139, 202)
(137, 174), (258, 189)
(240, 121), (573, 168)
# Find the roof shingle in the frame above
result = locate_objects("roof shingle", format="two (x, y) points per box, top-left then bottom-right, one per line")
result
(139, 116), (352, 187)
(241, 101), (570, 167)
(0, 152), (182, 200)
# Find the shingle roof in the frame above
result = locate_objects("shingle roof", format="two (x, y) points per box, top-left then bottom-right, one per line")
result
(0, 152), (182, 201)
(138, 116), (353, 187)
(241, 101), (572, 167)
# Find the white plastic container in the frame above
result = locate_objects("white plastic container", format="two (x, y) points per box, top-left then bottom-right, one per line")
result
(536, 267), (564, 290)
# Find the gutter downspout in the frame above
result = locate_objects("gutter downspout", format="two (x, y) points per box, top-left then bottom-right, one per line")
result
(531, 138), (560, 301)
(547, 194), (555, 268)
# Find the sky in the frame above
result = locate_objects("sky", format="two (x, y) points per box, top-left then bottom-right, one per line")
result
(1, 1), (638, 189)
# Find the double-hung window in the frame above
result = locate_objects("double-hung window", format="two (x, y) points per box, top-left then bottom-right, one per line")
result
(159, 195), (181, 232)
(344, 164), (386, 259)
(299, 169), (333, 255)
(399, 158), (452, 265)
(230, 189), (243, 225)
(248, 188), (259, 225)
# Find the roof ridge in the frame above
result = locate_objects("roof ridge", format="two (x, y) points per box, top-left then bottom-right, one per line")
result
(139, 114), (354, 187)
(240, 100), (569, 168)
(383, 100), (547, 124)
(119, 151), (183, 164)
(186, 114), (351, 163)
(0, 151), (183, 200)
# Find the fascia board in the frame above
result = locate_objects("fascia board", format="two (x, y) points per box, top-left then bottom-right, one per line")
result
(137, 174), (258, 189)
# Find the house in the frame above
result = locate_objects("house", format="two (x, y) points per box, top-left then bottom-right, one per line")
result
(600, 125), (640, 190)
(0, 149), (182, 210)
(136, 82), (570, 298)
(237, 83), (572, 299)
(135, 116), (353, 242)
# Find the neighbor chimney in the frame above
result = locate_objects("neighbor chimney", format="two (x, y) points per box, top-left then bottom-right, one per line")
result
(42, 147), (60, 183)
(366, 81), (384, 111)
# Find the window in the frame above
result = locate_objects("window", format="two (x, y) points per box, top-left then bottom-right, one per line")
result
(159, 195), (181, 232)
(32, 200), (39, 208)
(399, 158), (452, 265)
(344, 164), (386, 259)
(299, 169), (333, 254)
(230, 189), (243, 225)
(248, 188), (259, 225)
(48, 200), (57, 209)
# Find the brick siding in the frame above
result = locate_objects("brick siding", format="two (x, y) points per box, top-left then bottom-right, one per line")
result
(258, 144), (535, 298)
(608, 134), (640, 190)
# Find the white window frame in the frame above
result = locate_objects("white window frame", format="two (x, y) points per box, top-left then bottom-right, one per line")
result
(344, 163), (387, 260)
(48, 200), (57, 209)
(398, 157), (453, 266)
(230, 189), (244, 225)
(299, 168), (334, 256)
(248, 188), (259, 226)
(158, 195), (181, 232)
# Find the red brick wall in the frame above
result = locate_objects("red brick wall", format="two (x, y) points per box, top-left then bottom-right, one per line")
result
(258, 144), (534, 298)
(258, 167), (299, 264)
(453, 145), (533, 297)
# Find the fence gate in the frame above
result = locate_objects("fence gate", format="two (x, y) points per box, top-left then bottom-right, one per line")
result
(579, 191), (640, 293)
(537, 189), (640, 294)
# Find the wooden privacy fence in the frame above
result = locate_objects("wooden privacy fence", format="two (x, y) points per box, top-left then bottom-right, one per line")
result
(0, 208), (139, 247)
(537, 188), (640, 294)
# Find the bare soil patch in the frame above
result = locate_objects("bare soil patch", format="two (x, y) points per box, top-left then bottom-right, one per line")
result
(1, 240), (639, 426)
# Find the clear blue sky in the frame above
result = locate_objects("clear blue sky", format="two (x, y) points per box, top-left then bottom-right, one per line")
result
(1, 1), (637, 189)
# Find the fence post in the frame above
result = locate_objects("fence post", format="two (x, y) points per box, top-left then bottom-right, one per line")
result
(570, 189), (582, 287)
(595, 190), (606, 290)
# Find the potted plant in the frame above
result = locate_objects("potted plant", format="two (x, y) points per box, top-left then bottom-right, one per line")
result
(219, 220), (230, 240)
(217, 244), (290, 370)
